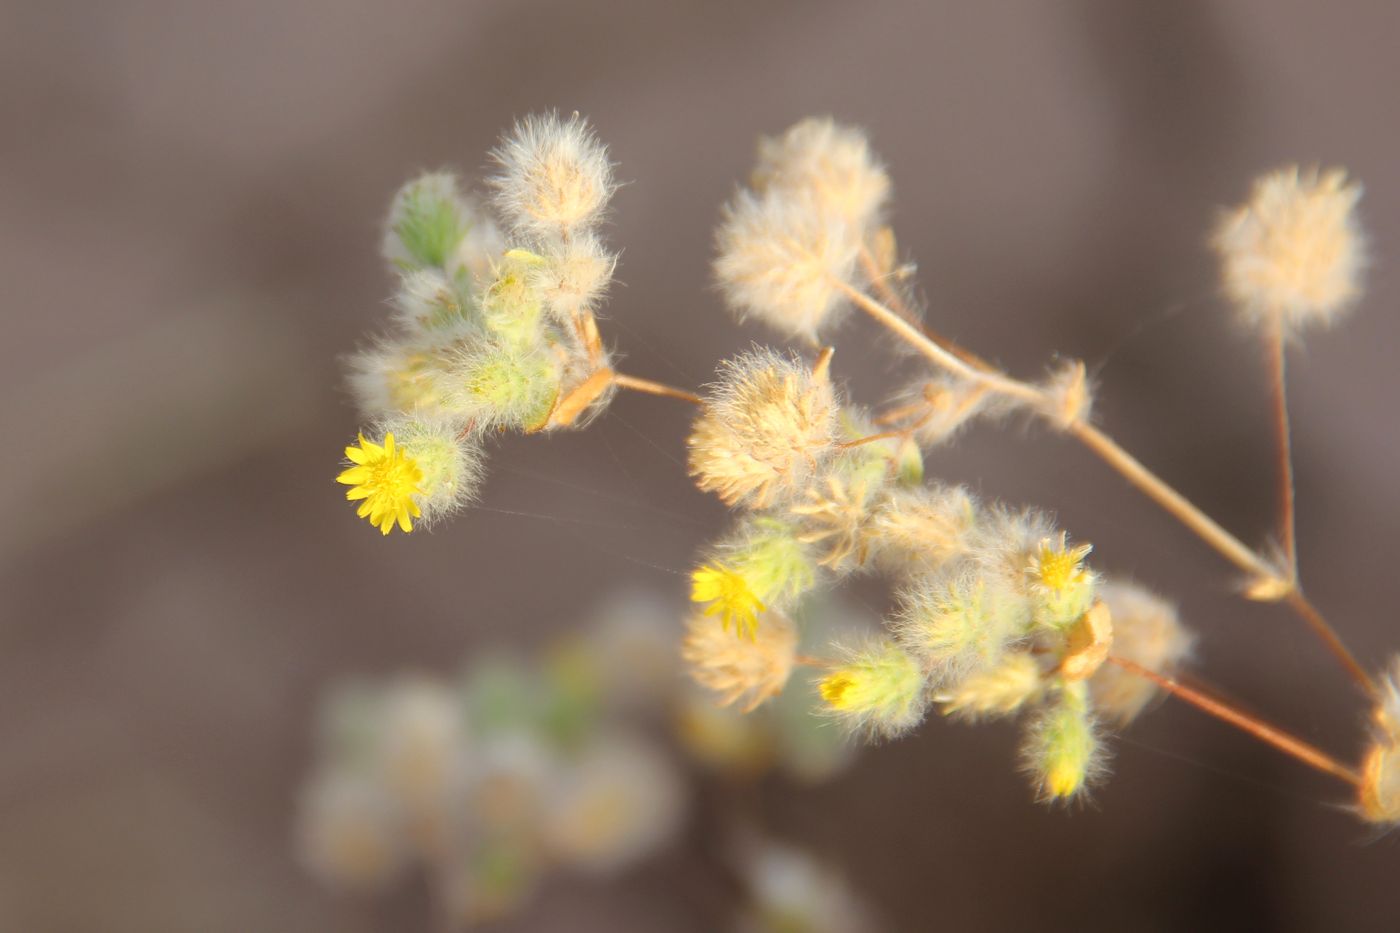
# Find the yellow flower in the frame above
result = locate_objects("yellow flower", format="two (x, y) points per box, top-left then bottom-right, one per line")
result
(690, 564), (766, 638)
(337, 432), (424, 535)
(1032, 536), (1093, 592)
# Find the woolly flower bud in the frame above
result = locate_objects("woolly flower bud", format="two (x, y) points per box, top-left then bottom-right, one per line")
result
(790, 467), (880, 571)
(541, 734), (685, 875)
(1088, 581), (1194, 724)
(390, 268), (469, 337)
(1039, 359), (1093, 430)
(297, 770), (407, 890)
(1212, 166), (1366, 334)
(938, 652), (1044, 720)
(688, 349), (840, 508)
(382, 416), (485, 525)
(490, 112), (615, 238)
(683, 611), (798, 712)
(448, 341), (561, 431)
(527, 233), (615, 321)
(347, 340), (456, 419)
(1357, 659), (1400, 826)
(753, 116), (891, 233)
(383, 171), (474, 271)
(894, 572), (1030, 685)
(715, 189), (860, 343)
(865, 484), (977, 573)
(1021, 683), (1107, 802)
(818, 638), (927, 739)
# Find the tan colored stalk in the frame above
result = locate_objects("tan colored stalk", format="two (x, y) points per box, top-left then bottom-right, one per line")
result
(1265, 317), (1299, 579)
(1107, 655), (1360, 786)
(612, 372), (702, 404)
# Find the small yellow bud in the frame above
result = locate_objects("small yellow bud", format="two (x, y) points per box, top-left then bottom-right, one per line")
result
(1022, 683), (1105, 802)
(1027, 533), (1097, 628)
(817, 640), (927, 739)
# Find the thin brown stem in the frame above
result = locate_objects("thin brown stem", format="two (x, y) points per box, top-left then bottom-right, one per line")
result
(1284, 590), (1378, 697)
(1266, 319), (1299, 579)
(611, 372), (701, 404)
(1106, 655), (1361, 786)
(833, 279), (1042, 404)
(1066, 421), (1278, 582)
(858, 244), (992, 370)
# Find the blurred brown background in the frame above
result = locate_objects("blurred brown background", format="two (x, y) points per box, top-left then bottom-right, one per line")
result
(3, 1), (1400, 930)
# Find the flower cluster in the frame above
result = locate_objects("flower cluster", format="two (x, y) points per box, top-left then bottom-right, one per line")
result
(339, 114), (621, 533)
(683, 119), (1202, 803)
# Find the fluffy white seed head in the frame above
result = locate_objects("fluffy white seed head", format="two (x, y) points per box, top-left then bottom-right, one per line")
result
(1212, 166), (1366, 334)
(1088, 580), (1194, 724)
(527, 233), (616, 321)
(683, 611), (798, 713)
(753, 116), (891, 233)
(490, 112), (616, 238)
(715, 189), (861, 343)
(688, 349), (840, 508)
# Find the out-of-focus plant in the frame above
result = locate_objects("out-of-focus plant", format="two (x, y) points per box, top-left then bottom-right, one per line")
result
(331, 114), (1398, 827)
(297, 592), (867, 928)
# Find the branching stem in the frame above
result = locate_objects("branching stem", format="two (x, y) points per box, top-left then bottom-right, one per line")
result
(838, 277), (1375, 697)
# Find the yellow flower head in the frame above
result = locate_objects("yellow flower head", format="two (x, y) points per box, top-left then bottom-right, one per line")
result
(1032, 536), (1093, 592)
(337, 432), (424, 535)
(691, 564), (766, 638)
